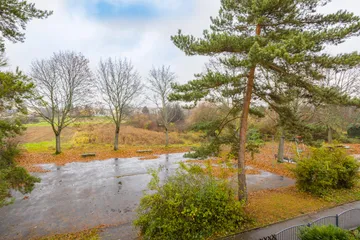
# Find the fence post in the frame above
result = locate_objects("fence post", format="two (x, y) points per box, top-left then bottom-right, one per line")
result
(336, 214), (339, 227)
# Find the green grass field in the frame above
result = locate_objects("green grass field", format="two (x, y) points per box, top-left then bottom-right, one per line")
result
(24, 116), (112, 128)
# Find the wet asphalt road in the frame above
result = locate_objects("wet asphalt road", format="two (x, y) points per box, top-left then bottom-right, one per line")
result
(0, 153), (295, 240)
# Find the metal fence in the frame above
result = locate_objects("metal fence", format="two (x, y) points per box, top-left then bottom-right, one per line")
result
(259, 235), (277, 240)
(261, 208), (360, 240)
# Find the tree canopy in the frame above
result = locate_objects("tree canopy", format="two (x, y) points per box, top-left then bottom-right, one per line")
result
(0, 0), (51, 206)
(0, 0), (52, 52)
(170, 0), (360, 201)
(0, 58), (39, 207)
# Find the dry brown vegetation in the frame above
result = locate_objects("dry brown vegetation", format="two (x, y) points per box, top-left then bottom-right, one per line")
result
(246, 142), (298, 178)
(187, 158), (262, 179)
(16, 122), (200, 172)
(187, 142), (300, 179)
(19, 123), (198, 146)
(32, 223), (122, 240)
(346, 144), (360, 154)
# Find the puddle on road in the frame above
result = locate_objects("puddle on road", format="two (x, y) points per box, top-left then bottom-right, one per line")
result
(0, 153), (294, 240)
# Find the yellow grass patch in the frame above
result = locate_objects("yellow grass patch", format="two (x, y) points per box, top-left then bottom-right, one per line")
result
(246, 185), (360, 228)
(18, 124), (200, 146)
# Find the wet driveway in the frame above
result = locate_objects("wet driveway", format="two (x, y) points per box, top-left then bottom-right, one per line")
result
(0, 153), (294, 240)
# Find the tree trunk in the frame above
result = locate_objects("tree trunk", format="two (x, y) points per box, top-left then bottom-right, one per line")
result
(237, 24), (261, 202)
(165, 128), (169, 147)
(278, 128), (285, 163)
(55, 134), (61, 154)
(328, 127), (333, 144)
(163, 98), (169, 147)
(114, 125), (120, 151)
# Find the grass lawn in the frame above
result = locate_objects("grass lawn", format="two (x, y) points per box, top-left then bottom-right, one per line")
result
(246, 184), (360, 229)
(25, 117), (112, 128)
(21, 141), (73, 152)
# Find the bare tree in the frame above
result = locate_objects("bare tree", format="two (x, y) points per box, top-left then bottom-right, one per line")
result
(321, 68), (360, 96)
(148, 65), (177, 146)
(317, 68), (360, 143)
(96, 58), (142, 151)
(30, 51), (93, 154)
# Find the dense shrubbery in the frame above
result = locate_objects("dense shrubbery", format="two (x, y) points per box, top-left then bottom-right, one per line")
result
(130, 113), (159, 131)
(134, 163), (249, 240)
(305, 124), (342, 143)
(299, 225), (357, 240)
(293, 147), (359, 196)
(348, 125), (360, 138)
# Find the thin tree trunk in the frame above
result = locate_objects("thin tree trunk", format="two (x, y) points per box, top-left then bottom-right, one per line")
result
(328, 127), (333, 144)
(114, 125), (120, 151)
(238, 24), (261, 202)
(278, 127), (285, 163)
(55, 133), (61, 154)
(165, 128), (169, 147)
(163, 99), (169, 147)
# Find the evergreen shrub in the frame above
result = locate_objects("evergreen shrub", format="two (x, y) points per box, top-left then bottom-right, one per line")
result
(134, 163), (249, 239)
(293, 147), (359, 196)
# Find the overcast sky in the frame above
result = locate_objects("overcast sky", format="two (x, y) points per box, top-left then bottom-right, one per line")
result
(4, 0), (360, 85)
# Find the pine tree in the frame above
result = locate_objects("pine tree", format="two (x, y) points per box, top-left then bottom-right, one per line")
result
(0, 60), (40, 207)
(170, 0), (360, 201)
(0, 0), (52, 51)
(0, 0), (51, 206)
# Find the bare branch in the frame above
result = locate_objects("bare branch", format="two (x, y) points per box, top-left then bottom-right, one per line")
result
(29, 51), (93, 153)
(95, 57), (143, 150)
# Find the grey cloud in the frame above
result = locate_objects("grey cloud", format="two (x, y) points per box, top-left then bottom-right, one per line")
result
(4, 0), (360, 87)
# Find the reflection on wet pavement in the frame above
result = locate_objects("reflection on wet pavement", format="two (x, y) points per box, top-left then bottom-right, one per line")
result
(0, 153), (294, 240)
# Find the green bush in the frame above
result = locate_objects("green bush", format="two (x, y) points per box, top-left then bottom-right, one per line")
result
(348, 125), (360, 138)
(133, 163), (249, 240)
(337, 135), (360, 144)
(307, 124), (328, 141)
(293, 147), (359, 196)
(299, 225), (355, 240)
(353, 226), (360, 239)
(246, 128), (264, 160)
